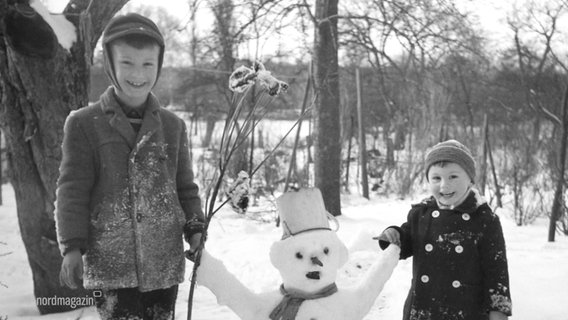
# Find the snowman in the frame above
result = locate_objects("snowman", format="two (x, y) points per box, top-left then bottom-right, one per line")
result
(196, 188), (400, 320)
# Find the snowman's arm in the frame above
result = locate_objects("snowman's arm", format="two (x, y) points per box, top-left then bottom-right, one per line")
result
(348, 244), (401, 318)
(196, 250), (267, 320)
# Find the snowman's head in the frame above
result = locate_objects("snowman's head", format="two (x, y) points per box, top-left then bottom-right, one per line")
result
(269, 229), (348, 292)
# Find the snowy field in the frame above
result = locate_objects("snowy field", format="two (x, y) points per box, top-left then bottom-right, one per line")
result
(1, 184), (567, 320)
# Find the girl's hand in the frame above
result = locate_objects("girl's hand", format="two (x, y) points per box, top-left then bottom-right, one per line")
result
(374, 228), (401, 247)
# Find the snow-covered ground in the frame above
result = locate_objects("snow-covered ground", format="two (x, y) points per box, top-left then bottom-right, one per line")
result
(1, 183), (567, 319)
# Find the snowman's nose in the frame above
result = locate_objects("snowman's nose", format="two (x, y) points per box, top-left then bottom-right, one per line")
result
(311, 256), (323, 266)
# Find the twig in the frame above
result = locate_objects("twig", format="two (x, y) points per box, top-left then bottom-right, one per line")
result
(0, 241), (9, 289)
(187, 62), (291, 319)
(251, 106), (313, 177)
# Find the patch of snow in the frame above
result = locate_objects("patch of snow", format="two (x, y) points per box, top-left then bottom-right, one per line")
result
(1, 183), (567, 319)
(30, 0), (77, 51)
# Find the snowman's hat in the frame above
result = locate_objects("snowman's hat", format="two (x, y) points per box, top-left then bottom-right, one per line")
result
(276, 188), (337, 239)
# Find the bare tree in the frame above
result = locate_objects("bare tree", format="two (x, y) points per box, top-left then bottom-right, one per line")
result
(0, 0), (128, 313)
(338, 0), (479, 196)
(548, 86), (568, 241)
(506, 0), (568, 236)
(304, 0), (342, 215)
(177, 0), (295, 148)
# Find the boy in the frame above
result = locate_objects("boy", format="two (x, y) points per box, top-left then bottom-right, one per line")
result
(55, 13), (204, 319)
(377, 140), (512, 320)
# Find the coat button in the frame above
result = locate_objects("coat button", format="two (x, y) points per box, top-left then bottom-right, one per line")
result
(136, 213), (142, 222)
(421, 275), (429, 283)
(462, 213), (470, 221)
(452, 280), (461, 288)
(432, 210), (440, 218)
(425, 244), (433, 252)
(455, 245), (463, 253)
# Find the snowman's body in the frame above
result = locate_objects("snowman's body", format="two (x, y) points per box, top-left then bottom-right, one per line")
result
(197, 229), (400, 320)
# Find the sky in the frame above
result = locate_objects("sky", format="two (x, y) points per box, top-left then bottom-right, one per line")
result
(42, 0), (306, 62)
(43, 0), (189, 14)
(40, 0), (518, 60)
(43, 0), (509, 21)
(39, 0), (568, 69)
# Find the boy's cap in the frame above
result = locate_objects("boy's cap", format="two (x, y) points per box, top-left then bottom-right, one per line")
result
(425, 139), (476, 182)
(103, 13), (164, 47)
(102, 13), (165, 91)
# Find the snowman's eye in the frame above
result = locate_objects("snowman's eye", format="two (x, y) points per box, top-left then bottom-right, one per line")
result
(323, 247), (329, 255)
(295, 252), (303, 259)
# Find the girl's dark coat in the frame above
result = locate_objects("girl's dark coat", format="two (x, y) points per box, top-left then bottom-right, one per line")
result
(383, 190), (512, 320)
(55, 87), (203, 291)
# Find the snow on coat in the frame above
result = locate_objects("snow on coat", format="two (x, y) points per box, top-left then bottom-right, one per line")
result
(196, 230), (400, 320)
(55, 87), (203, 291)
(383, 189), (512, 319)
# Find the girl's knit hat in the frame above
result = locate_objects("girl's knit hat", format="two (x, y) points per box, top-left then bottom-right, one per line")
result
(102, 13), (165, 90)
(425, 139), (476, 182)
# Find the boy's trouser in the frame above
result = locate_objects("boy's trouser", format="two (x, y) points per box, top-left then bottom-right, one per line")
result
(95, 285), (178, 320)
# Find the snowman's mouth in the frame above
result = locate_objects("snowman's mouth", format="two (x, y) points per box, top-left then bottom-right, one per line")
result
(306, 271), (321, 280)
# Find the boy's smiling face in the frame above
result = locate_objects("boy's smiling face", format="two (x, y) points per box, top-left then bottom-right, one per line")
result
(427, 162), (471, 208)
(111, 41), (160, 108)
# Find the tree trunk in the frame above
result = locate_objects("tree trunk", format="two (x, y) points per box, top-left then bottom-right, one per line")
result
(0, 129), (3, 206)
(248, 86), (257, 178)
(385, 132), (395, 168)
(313, 0), (341, 215)
(513, 168), (523, 226)
(355, 68), (368, 199)
(344, 116), (353, 193)
(201, 115), (217, 148)
(486, 135), (503, 208)
(0, 0), (128, 313)
(257, 128), (264, 149)
(548, 85), (568, 242)
(285, 75), (311, 193)
(383, 120), (394, 169)
(480, 113), (489, 195)
(211, 0), (245, 178)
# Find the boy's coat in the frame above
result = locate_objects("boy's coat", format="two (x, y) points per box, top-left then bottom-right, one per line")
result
(56, 87), (202, 291)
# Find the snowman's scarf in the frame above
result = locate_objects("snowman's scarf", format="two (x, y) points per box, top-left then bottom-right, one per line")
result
(269, 283), (338, 320)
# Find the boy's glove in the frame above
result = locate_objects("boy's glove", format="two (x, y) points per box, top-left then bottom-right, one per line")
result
(183, 219), (205, 244)
(184, 219), (205, 262)
(373, 228), (401, 249)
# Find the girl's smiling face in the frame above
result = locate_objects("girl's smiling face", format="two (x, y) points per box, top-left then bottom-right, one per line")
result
(427, 162), (472, 208)
(111, 41), (160, 108)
